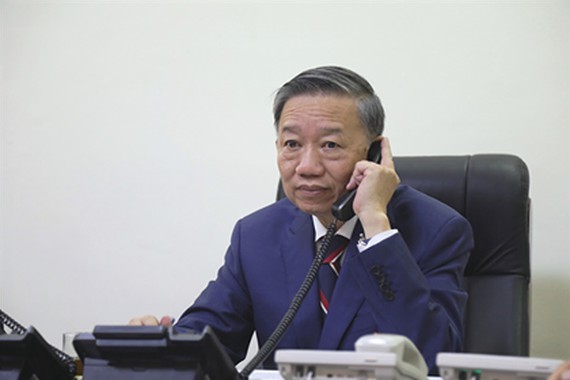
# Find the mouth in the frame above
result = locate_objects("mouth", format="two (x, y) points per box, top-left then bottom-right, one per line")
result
(296, 185), (330, 198)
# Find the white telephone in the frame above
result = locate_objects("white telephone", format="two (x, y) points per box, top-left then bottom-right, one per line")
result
(436, 352), (563, 380)
(275, 334), (428, 380)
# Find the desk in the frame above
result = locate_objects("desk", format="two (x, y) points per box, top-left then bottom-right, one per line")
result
(250, 370), (284, 380)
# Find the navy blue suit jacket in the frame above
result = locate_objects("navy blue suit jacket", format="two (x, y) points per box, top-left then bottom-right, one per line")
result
(176, 184), (473, 373)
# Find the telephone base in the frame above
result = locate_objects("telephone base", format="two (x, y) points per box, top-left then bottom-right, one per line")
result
(82, 358), (202, 380)
(0, 368), (24, 380)
(0, 327), (75, 380)
(436, 353), (563, 380)
(275, 349), (424, 380)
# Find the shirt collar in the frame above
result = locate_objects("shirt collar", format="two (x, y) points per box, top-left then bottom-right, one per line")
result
(312, 215), (358, 242)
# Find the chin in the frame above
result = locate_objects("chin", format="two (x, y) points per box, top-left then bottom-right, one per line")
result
(295, 202), (331, 219)
(285, 191), (335, 217)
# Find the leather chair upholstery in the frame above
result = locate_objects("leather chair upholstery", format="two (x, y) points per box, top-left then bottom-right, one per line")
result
(276, 154), (531, 356)
(393, 154), (530, 356)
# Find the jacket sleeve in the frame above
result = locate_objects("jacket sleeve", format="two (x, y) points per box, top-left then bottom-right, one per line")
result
(348, 213), (473, 374)
(174, 221), (254, 364)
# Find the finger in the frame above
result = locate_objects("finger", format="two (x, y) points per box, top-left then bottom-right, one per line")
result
(346, 161), (370, 190)
(159, 315), (175, 327)
(549, 362), (570, 380)
(128, 318), (143, 326)
(380, 136), (395, 169)
(128, 315), (160, 326)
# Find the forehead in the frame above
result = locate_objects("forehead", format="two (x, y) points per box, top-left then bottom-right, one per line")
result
(278, 95), (362, 134)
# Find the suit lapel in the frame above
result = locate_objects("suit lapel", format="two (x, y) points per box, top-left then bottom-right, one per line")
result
(281, 210), (322, 349)
(318, 223), (366, 349)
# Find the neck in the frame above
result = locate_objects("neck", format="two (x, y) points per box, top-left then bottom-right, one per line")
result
(318, 216), (342, 231)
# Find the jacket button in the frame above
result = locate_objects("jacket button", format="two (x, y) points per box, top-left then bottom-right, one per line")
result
(370, 265), (383, 276)
(384, 291), (395, 301)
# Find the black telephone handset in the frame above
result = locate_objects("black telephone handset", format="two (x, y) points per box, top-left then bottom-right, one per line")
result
(331, 140), (383, 221)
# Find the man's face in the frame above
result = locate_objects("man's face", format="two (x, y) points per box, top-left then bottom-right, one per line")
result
(276, 94), (370, 225)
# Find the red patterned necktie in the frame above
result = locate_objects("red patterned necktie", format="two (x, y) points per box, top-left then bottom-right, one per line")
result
(318, 234), (349, 316)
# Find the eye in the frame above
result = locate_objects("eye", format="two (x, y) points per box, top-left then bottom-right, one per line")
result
(284, 140), (299, 149)
(323, 141), (339, 149)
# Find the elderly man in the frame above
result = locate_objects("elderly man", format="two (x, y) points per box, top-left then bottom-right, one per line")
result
(130, 66), (473, 374)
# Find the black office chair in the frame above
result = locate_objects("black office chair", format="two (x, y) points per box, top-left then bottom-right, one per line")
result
(393, 154), (530, 356)
(276, 154), (531, 356)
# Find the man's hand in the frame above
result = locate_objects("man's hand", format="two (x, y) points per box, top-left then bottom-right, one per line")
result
(549, 361), (570, 380)
(347, 136), (400, 238)
(128, 315), (174, 327)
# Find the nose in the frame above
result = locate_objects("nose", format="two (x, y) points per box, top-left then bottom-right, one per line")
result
(296, 147), (324, 177)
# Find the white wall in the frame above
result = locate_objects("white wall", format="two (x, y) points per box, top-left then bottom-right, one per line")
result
(1, 0), (568, 362)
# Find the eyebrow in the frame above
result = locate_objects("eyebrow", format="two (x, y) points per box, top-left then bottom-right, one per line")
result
(279, 125), (299, 134)
(279, 125), (344, 136)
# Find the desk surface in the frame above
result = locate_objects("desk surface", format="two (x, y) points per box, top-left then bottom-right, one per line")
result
(250, 370), (284, 380)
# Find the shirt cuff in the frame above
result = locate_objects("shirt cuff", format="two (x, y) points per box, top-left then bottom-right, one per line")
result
(357, 229), (399, 253)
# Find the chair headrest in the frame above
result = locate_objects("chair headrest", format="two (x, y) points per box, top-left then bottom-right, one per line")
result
(394, 154), (530, 277)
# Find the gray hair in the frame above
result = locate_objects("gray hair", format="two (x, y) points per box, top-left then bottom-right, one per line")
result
(273, 66), (385, 139)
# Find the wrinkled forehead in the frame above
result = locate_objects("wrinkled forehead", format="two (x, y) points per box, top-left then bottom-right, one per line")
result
(278, 95), (361, 129)
(276, 95), (370, 145)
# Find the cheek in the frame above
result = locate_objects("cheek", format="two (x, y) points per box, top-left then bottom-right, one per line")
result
(277, 157), (295, 179)
(328, 161), (355, 185)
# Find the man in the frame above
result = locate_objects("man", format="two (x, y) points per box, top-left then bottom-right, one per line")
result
(130, 66), (473, 374)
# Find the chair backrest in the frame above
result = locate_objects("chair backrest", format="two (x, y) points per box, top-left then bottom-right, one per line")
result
(276, 154), (531, 356)
(393, 154), (530, 356)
